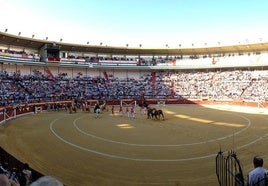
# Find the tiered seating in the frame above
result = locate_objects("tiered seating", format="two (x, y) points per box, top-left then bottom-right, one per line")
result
(0, 68), (268, 107)
(47, 56), (60, 62)
(0, 49), (40, 62)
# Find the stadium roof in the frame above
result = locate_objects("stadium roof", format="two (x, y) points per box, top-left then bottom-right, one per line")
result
(1, 31), (268, 56)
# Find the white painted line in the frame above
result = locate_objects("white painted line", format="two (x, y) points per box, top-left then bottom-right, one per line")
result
(49, 113), (268, 162)
(73, 113), (251, 147)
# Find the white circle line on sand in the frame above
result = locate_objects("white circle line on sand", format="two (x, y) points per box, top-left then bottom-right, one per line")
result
(50, 117), (215, 161)
(49, 113), (268, 162)
(73, 113), (251, 147)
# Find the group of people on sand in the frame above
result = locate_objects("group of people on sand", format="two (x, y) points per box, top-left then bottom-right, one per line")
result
(117, 105), (136, 118)
(90, 100), (166, 120)
(93, 103), (137, 119)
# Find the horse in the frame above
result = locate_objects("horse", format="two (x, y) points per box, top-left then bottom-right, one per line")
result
(93, 103), (100, 113)
(147, 107), (155, 119)
(100, 101), (108, 111)
(147, 107), (164, 120)
(93, 103), (101, 118)
(95, 108), (101, 118)
(68, 104), (77, 114)
(147, 107), (159, 119)
(155, 109), (164, 120)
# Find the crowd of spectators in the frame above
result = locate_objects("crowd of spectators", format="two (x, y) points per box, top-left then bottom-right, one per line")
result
(160, 70), (268, 101)
(2, 45), (268, 68)
(0, 68), (267, 107)
(0, 159), (32, 186)
(0, 146), (63, 186)
(0, 49), (40, 62)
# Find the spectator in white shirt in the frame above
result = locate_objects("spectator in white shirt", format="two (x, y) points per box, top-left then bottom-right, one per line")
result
(247, 156), (268, 186)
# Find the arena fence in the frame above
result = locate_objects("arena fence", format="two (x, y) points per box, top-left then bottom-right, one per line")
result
(1, 98), (267, 125)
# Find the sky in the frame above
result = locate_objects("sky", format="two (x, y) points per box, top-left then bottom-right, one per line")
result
(0, 0), (268, 48)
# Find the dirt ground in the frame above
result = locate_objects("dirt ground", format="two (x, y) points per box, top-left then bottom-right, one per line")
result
(1, 104), (268, 186)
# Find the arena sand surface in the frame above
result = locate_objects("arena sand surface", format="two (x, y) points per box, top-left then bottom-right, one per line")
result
(1, 104), (268, 186)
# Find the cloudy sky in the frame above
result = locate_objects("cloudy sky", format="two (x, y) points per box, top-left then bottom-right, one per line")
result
(1, 0), (268, 47)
